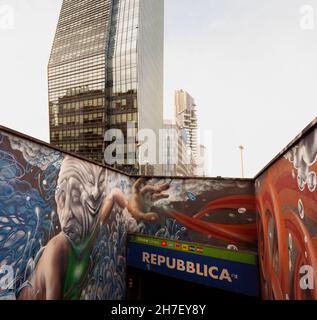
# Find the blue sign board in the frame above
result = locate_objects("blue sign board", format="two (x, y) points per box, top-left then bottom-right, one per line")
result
(127, 241), (259, 297)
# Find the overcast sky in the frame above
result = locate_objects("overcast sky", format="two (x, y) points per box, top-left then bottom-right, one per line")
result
(0, 0), (316, 177)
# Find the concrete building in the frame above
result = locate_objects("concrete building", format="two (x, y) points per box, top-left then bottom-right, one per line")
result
(175, 90), (199, 165)
(161, 119), (194, 177)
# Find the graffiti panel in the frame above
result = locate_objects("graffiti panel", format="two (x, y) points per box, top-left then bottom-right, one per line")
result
(256, 125), (317, 300)
(134, 177), (257, 252)
(0, 132), (134, 300)
(0, 128), (257, 300)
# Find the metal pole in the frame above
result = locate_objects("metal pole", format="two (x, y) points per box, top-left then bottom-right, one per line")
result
(239, 145), (245, 178)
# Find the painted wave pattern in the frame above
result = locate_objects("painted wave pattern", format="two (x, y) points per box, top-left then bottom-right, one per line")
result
(80, 208), (128, 300)
(144, 218), (188, 241)
(9, 135), (62, 172)
(0, 134), (63, 298)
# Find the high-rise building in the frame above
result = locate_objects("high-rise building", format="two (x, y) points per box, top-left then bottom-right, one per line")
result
(175, 89), (199, 166)
(48, 0), (164, 173)
(161, 119), (194, 177)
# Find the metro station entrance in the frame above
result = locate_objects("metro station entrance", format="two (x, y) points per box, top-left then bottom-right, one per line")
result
(127, 267), (259, 301)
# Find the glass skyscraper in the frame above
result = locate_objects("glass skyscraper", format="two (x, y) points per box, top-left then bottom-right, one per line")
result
(48, 0), (164, 173)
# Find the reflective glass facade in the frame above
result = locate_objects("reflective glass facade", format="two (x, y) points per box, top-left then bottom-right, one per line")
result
(49, 0), (164, 171)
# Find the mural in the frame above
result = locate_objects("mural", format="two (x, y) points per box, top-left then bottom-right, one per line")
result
(256, 125), (317, 300)
(0, 132), (164, 300)
(0, 128), (257, 300)
(137, 178), (257, 252)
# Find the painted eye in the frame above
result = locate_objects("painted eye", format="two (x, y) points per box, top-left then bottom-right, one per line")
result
(72, 191), (81, 203)
(99, 176), (105, 185)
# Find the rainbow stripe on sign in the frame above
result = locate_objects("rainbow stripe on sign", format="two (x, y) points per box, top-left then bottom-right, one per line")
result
(128, 234), (257, 265)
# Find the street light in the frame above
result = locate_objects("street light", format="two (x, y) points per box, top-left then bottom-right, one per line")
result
(239, 145), (245, 178)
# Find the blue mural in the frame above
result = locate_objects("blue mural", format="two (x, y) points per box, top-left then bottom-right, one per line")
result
(0, 132), (62, 298)
(0, 132), (129, 300)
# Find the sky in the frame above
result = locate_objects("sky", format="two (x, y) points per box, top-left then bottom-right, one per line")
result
(0, 0), (317, 178)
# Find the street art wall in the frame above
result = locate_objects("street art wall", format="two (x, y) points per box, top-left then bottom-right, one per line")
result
(0, 128), (257, 300)
(256, 125), (317, 300)
(0, 131), (132, 300)
(136, 177), (257, 252)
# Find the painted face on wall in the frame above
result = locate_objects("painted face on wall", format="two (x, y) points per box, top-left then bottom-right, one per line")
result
(55, 156), (107, 244)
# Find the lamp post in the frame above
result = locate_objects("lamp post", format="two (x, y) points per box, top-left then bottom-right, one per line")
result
(239, 145), (245, 178)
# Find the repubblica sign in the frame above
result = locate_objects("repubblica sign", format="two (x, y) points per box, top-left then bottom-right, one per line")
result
(127, 235), (259, 297)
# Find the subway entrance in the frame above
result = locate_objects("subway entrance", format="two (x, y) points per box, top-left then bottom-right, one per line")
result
(127, 267), (258, 301)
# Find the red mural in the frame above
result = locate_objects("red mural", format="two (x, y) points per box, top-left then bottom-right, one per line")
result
(256, 127), (317, 300)
(168, 195), (257, 246)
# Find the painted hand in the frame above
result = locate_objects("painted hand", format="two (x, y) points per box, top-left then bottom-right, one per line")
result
(127, 178), (169, 222)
